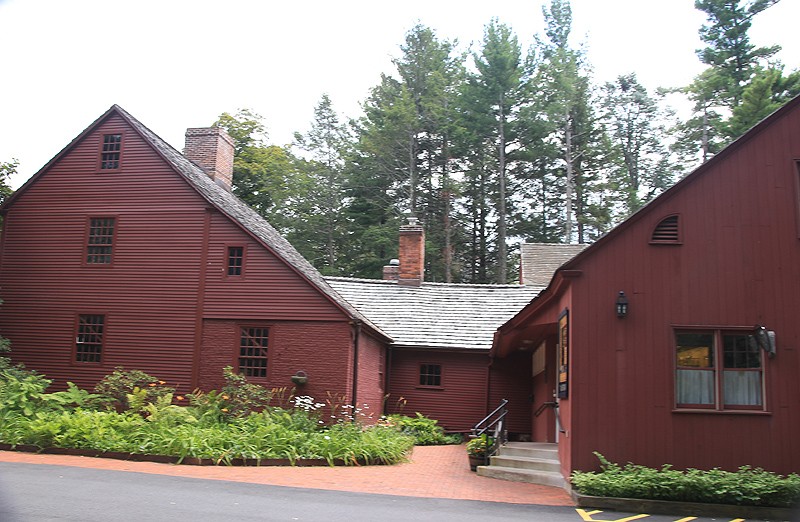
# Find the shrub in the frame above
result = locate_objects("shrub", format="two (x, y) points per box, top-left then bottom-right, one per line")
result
(0, 366), (414, 466)
(386, 413), (462, 445)
(94, 367), (175, 411)
(466, 434), (494, 456)
(571, 452), (800, 508)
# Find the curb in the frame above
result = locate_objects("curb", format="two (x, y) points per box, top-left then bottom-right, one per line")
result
(0, 444), (384, 467)
(571, 491), (795, 520)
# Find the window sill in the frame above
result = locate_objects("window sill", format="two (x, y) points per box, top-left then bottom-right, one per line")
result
(415, 386), (444, 391)
(672, 408), (771, 416)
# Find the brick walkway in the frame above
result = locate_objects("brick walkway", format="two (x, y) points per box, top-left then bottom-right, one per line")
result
(0, 444), (573, 506)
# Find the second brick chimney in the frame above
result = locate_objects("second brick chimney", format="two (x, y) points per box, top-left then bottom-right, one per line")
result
(397, 216), (425, 286)
(184, 127), (235, 191)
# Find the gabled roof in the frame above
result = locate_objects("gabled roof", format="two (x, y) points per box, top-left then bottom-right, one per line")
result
(520, 243), (587, 286)
(2, 105), (389, 342)
(326, 277), (542, 351)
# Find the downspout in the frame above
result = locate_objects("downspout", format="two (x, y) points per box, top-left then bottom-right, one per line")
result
(350, 319), (362, 411)
(384, 342), (393, 417)
(191, 208), (212, 390)
(485, 351), (493, 418)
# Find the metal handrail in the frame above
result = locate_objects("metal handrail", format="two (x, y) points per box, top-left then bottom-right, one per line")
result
(534, 401), (558, 417)
(533, 400), (566, 433)
(471, 399), (509, 466)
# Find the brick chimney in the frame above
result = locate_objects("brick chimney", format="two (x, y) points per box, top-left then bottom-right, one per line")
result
(184, 127), (235, 191)
(397, 216), (425, 286)
(382, 259), (400, 281)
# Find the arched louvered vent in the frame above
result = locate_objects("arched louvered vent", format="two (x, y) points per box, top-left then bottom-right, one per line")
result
(651, 215), (681, 244)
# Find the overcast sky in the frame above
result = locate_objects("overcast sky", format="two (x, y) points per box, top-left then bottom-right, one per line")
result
(1, 0), (798, 189)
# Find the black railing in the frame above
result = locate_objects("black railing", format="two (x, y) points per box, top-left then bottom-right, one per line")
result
(471, 399), (509, 466)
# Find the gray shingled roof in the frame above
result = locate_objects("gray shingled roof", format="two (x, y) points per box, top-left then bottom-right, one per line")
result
(520, 243), (587, 286)
(111, 106), (387, 339)
(326, 278), (542, 350)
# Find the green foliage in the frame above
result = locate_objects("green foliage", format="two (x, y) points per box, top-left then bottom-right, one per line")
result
(386, 413), (462, 445)
(0, 367), (51, 417)
(93, 367), (175, 411)
(571, 452), (800, 508)
(466, 433), (494, 456)
(0, 366), (413, 466)
(219, 366), (275, 417)
(0, 159), (16, 207)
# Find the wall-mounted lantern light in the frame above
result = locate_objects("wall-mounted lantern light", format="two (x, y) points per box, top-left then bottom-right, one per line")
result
(615, 291), (629, 318)
(291, 370), (308, 385)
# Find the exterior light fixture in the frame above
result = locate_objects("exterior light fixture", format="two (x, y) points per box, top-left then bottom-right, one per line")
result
(616, 291), (629, 318)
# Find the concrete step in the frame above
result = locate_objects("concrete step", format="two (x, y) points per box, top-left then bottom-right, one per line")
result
(489, 454), (561, 473)
(477, 465), (567, 488)
(498, 442), (559, 460)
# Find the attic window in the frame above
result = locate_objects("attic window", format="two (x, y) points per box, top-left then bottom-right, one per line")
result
(100, 134), (122, 170)
(650, 215), (681, 244)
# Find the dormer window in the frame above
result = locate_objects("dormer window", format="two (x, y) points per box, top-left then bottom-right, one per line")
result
(100, 134), (122, 170)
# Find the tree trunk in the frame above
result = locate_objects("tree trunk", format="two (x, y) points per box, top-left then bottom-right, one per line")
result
(564, 109), (574, 243)
(497, 101), (508, 284)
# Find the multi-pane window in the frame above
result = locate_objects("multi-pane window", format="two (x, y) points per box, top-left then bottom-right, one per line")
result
(675, 330), (764, 410)
(239, 327), (268, 378)
(419, 363), (442, 387)
(227, 246), (244, 276)
(76, 315), (104, 363)
(100, 134), (122, 170)
(87, 217), (115, 264)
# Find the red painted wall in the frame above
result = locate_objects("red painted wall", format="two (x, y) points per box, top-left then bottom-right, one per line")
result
(488, 351), (533, 436)
(387, 348), (488, 432)
(199, 319), (354, 402)
(561, 101), (800, 475)
(0, 112), (370, 405)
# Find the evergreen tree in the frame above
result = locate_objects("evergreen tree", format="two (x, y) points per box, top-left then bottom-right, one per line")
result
(467, 19), (525, 283)
(292, 94), (352, 274)
(601, 74), (676, 215)
(532, 0), (609, 243)
(675, 0), (787, 161)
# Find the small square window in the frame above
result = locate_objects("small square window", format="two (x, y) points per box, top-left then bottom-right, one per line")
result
(100, 134), (122, 170)
(228, 246), (244, 276)
(87, 217), (115, 264)
(419, 364), (442, 387)
(76, 315), (104, 363)
(239, 327), (268, 378)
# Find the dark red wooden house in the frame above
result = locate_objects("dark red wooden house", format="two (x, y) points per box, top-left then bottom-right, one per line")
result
(493, 95), (800, 480)
(0, 105), (391, 411)
(326, 224), (541, 433)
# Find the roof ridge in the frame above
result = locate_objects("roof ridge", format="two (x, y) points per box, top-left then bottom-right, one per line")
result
(325, 275), (533, 289)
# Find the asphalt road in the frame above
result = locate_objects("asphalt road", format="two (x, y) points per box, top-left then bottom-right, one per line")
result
(0, 462), (785, 522)
(0, 462), (578, 522)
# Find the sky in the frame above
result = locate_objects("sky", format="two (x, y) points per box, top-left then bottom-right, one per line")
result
(1, 0), (798, 190)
